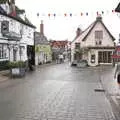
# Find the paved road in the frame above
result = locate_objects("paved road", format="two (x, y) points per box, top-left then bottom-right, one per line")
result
(0, 63), (116, 120)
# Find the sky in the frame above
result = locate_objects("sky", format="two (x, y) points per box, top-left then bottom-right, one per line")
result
(16, 0), (120, 42)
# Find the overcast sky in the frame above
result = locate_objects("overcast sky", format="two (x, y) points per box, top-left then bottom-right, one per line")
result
(16, 0), (120, 41)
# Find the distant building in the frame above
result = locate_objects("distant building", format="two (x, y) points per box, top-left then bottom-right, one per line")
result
(35, 21), (52, 65)
(71, 16), (115, 66)
(50, 40), (69, 60)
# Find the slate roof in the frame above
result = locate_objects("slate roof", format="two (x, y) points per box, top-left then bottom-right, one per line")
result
(0, 5), (6, 14)
(34, 32), (49, 45)
(72, 16), (115, 43)
(0, 4), (35, 28)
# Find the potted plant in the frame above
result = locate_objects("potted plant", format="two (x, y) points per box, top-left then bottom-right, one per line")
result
(7, 61), (26, 77)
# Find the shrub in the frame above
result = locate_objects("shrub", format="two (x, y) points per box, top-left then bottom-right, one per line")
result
(7, 61), (26, 69)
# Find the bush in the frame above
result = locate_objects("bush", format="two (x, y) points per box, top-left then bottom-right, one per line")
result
(7, 61), (26, 69)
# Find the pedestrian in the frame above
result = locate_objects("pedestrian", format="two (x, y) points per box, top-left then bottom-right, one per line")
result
(59, 54), (64, 63)
(56, 55), (59, 64)
(114, 62), (120, 97)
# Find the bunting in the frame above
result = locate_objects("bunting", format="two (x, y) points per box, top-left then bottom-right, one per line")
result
(36, 10), (116, 18)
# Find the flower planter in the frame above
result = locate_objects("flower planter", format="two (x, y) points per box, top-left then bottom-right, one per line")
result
(8, 61), (26, 78)
(11, 67), (26, 77)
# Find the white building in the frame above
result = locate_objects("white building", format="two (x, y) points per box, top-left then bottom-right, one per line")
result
(71, 16), (115, 66)
(0, 2), (36, 70)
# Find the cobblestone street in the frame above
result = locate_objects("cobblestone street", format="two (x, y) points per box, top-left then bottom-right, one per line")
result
(0, 63), (118, 120)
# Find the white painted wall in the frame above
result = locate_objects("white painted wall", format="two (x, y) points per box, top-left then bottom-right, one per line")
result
(0, 14), (35, 62)
(83, 21), (115, 47)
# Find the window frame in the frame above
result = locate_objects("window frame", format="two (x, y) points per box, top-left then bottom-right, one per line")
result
(0, 44), (8, 59)
(95, 30), (103, 39)
(75, 43), (80, 49)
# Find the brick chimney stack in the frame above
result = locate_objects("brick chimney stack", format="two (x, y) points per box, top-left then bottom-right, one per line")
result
(10, 0), (16, 16)
(40, 20), (44, 35)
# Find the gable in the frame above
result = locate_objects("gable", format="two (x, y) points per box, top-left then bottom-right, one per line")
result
(83, 21), (115, 47)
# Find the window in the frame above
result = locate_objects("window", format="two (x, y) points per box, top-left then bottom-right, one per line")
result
(1, 21), (9, 34)
(0, 44), (7, 59)
(95, 40), (102, 45)
(75, 43), (80, 49)
(95, 30), (103, 39)
(13, 49), (17, 61)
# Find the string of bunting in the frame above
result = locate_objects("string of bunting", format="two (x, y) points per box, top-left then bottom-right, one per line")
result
(36, 10), (116, 17)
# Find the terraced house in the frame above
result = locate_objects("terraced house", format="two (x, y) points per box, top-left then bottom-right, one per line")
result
(0, 0), (36, 70)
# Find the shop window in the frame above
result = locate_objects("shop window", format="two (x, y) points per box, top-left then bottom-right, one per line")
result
(0, 44), (7, 59)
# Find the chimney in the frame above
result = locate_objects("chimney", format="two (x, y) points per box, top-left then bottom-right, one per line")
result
(76, 28), (82, 38)
(9, 0), (16, 16)
(40, 20), (44, 35)
(96, 15), (102, 21)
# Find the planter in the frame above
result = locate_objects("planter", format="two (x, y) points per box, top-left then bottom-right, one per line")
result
(77, 60), (88, 68)
(7, 61), (26, 78)
(11, 67), (26, 77)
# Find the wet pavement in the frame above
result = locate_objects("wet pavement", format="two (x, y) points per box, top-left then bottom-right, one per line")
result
(0, 62), (118, 120)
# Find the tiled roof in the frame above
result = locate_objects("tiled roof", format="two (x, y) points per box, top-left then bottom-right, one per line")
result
(50, 40), (68, 48)
(115, 2), (120, 12)
(0, 4), (35, 28)
(72, 16), (115, 43)
(71, 22), (94, 43)
(34, 32), (49, 45)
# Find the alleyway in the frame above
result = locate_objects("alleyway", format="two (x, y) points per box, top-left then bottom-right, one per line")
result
(0, 63), (118, 120)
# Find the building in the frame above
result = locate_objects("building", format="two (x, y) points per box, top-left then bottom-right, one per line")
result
(111, 2), (120, 65)
(0, 0), (36, 70)
(71, 16), (115, 66)
(35, 21), (52, 65)
(115, 2), (120, 13)
(50, 40), (69, 60)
